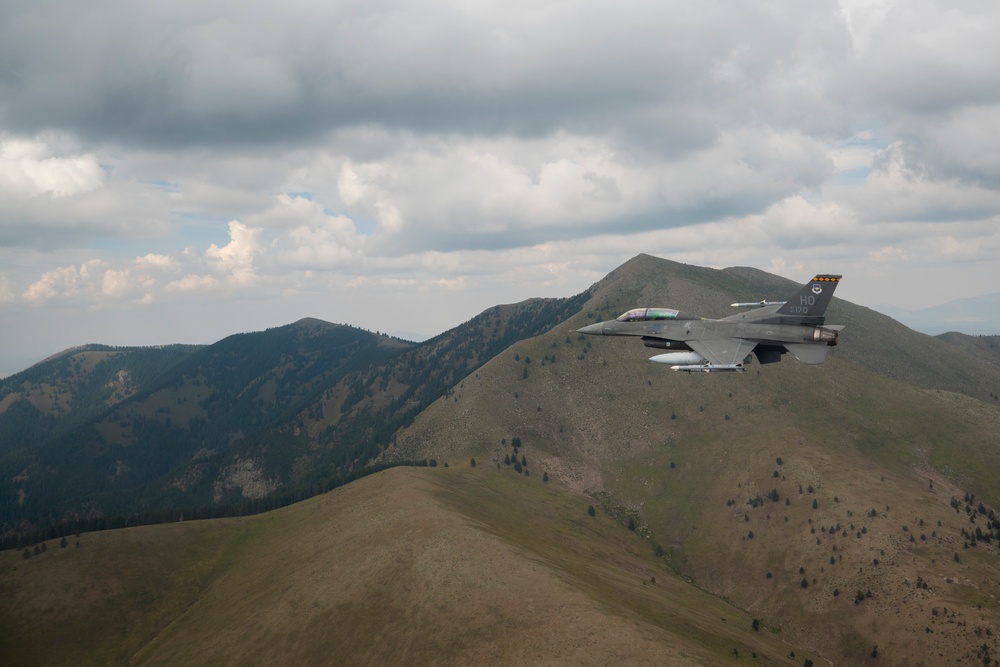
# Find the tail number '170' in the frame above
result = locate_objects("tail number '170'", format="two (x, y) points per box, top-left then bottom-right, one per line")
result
(787, 295), (817, 314)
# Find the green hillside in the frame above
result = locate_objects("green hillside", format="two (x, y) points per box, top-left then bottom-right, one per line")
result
(391, 255), (1000, 665)
(0, 467), (821, 666)
(4, 255), (999, 665)
(937, 332), (1000, 373)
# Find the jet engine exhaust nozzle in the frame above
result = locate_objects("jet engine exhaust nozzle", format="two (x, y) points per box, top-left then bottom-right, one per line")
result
(809, 327), (839, 345)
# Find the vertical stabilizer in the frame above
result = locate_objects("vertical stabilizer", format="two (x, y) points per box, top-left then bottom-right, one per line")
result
(776, 275), (841, 324)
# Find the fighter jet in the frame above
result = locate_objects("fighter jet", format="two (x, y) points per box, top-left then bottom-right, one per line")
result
(576, 275), (843, 372)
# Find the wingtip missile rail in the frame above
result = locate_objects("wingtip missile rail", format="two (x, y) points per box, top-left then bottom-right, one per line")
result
(670, 364), (746, 372)
(731, 300), (787, 307)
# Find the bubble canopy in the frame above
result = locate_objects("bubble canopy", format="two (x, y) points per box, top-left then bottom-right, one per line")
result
(615, 308), (699, 322)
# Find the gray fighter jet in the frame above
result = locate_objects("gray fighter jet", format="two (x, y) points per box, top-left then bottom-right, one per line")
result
(577, 274), (843, 372)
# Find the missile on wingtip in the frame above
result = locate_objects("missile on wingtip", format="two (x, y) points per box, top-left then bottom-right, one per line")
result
(671, 364), (746, 372)
(730, 300), (787, 307)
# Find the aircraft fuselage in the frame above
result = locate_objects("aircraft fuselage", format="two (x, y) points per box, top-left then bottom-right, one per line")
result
(578, 318), (838, 348)
(576, 274), (843, 371)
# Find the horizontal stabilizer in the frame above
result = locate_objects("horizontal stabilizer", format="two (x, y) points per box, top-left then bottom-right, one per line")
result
(784, 344), (831, 364)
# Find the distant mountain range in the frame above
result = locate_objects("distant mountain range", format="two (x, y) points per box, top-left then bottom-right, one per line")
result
(876, 291), (1000, 335)
(3, 256), (1000, 665)
(0, 298), (588, 540)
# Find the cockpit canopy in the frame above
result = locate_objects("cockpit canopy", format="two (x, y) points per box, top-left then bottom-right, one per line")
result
(615, 308), (698, 322)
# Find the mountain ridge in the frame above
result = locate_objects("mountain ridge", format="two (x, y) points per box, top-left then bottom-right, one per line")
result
(388, 254), (1000, 664)
(1, 466), (825, 666)
(0, 295), (589, 539)
(875, 291), (1000, 336)
(2, 255), (1000, 665)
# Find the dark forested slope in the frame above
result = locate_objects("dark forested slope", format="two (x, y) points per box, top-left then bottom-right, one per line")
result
(1, 295), (588, 541)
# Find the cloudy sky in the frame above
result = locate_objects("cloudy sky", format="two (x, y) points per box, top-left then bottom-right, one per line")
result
(2, 0), (999, 376)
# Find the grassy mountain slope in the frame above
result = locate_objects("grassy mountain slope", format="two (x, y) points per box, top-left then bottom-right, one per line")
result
(0, 467), (821, 666)
(937, 332), (1000, 373)
(5, 256), (998, 666)
(278, 295), (589, 472)
(391, 255), (1000, 665)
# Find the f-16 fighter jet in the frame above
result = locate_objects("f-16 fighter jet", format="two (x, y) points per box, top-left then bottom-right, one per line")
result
(577, 275), (843, 372)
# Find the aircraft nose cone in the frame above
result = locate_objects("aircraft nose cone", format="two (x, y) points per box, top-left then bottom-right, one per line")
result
(576, 322), (604, 335)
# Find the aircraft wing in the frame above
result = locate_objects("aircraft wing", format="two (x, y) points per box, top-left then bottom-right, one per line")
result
(687, 338), (757, 366)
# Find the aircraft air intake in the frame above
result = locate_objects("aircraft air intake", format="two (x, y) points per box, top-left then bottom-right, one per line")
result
(641, 337), (692, 350)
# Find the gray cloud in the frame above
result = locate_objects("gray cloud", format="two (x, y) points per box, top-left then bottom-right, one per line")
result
(3, 0), (1000, 376)
(0, 2), (855, 151)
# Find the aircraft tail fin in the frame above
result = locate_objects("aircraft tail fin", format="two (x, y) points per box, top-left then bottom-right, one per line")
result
(776, 275), (841, 324)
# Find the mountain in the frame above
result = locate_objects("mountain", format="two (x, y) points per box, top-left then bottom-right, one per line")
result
(876, 292), (1000, 336)
(936, 331), (1000, 372)
(1, 296), (587, 540)
(0, 319), (409, 534)
(3, 255), (1000, 665)
(389, 255), (1000, 665)
(0, 343), (202, 453)
(0, 467), (823, 666)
